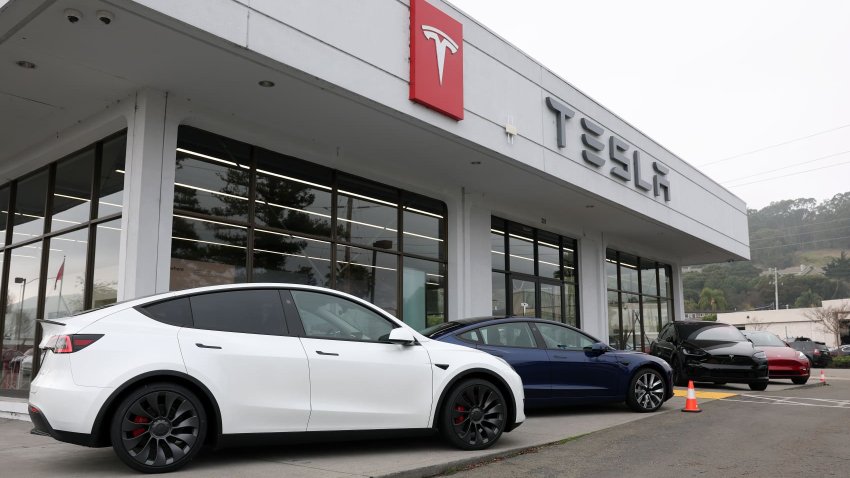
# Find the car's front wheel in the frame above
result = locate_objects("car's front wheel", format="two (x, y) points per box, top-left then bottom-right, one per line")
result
(440, 378), (506, 450)
(110, 382), (207, 473)
(748, 382), (768, 391)
(626, 368), (666, 413)
(792, 376), (809, 385)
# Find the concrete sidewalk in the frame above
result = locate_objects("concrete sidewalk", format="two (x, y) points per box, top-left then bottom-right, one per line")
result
(0, 376), (815, 478)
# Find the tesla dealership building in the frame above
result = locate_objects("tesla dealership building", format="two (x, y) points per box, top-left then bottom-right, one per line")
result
(0, 0), (749, 403)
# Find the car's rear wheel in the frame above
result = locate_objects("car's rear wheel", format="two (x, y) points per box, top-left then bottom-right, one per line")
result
(110, 382), (207, 473)
(792, 376), (809, 385)
(748, 382), (768, 391)
(440, 378), (506, 450)
(626, 368), (666, 413)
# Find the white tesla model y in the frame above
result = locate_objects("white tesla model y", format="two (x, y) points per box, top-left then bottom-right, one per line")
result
(28, 284), (524, 473)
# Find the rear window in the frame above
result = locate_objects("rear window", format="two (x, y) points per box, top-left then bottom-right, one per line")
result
(190, 290), (287, 336)
(138, 298), (192, 327)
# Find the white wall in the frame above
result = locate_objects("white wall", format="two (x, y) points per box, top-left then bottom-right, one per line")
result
(131, 0), (749, 260)
(720, 308), (841, 347)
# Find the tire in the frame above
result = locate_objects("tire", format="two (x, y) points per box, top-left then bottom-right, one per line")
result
(440, 378), (506, 450)
(671, 357), (688, 387)
(626, 368), (666, 413)
(748, 382), (768, 391)
(792, 376), (809, 385)
(110, 382), (207, 473)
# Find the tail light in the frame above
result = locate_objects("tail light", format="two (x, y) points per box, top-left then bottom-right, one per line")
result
(814, 349), (821, 356)
(46, 334), (103, 353)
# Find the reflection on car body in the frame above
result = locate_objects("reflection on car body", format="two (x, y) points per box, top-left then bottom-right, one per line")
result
(425, 316), (674, 413)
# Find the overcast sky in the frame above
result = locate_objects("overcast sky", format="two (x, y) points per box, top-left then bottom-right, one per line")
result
(449, 0), (850, 210)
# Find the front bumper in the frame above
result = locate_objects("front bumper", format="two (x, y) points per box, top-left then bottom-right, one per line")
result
(768, 360), (809, 379)
(684, 360), (769, 384)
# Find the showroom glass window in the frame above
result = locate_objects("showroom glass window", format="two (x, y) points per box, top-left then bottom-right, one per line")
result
(491, 217), (579, 326)
(0, 131), (126, 396)
(170, 127), (448, 330)
(606, 249), (673, 351)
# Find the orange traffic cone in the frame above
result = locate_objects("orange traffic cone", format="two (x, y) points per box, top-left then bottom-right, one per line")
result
(682, 380), (702, 413)
(820, 370), (826, 385)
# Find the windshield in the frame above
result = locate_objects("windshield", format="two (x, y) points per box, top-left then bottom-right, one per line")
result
(744, 331), (786, 347)
(421, 321), (465, 337)
(681, 323), (746, 342)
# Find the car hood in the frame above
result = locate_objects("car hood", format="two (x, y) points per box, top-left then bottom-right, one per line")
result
(755, 345), (804, 360)
(684, 340), (756, 356)
(614, 350), (672, 370)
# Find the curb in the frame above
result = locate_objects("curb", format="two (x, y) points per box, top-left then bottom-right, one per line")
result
(377, 436), (584, 478)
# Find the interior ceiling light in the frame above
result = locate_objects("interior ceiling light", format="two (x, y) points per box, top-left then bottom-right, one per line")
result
(15, 60), (36, 69)
(258, 80), (275, 88)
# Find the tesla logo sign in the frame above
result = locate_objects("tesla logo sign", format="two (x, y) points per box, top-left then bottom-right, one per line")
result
(410, 0), (464, 120)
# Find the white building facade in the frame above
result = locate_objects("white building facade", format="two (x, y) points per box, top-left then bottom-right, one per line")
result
(720, 299), (850, 347)
(0, 0), (749, 399)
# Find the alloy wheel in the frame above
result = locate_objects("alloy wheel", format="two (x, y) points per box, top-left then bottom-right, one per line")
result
(119, 389), (201, 468)
(633, 371), (665, 411)
(447, 381), (505, 448)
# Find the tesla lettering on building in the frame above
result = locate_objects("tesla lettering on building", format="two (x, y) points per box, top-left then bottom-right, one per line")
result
(546, 96), (671, 202)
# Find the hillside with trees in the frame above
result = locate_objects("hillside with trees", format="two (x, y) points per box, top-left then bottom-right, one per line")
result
(683, 192), (850, 312)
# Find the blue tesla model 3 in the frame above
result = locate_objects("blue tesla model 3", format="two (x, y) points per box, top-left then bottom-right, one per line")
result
(424, 317), (674, 412)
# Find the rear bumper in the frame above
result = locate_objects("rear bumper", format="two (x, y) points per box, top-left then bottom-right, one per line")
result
(28, 404), (101, 447)
(28, 353), (113, 442)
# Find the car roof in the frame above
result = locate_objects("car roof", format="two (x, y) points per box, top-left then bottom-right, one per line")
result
(86, 283), (399, 320)
(422, 316), (591, 339)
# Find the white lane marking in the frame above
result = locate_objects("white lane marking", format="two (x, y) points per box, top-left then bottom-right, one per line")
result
(722, 394), (850, 409)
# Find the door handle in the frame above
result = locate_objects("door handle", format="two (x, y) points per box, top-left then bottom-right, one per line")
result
(196, 343), (222, 350)
(553, 355), (568, 359)
(316, 351), (339, 356)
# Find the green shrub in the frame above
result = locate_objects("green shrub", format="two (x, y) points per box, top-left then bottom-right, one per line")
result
(831, 356), (850, 368)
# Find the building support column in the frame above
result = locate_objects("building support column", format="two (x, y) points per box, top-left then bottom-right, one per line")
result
(118, 89), (173, 300)
(578, 232), (607, 340)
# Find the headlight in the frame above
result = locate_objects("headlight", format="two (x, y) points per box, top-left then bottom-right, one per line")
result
(682, 347), (707, 356)
(797, 351), (808, 361)
(753, 351), (767, 360)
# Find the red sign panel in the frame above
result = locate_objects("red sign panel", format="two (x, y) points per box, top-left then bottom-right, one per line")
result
(409, 0), (464, 120)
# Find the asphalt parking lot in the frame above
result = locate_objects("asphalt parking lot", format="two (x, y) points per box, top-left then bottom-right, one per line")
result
(1, 373), (830, 478)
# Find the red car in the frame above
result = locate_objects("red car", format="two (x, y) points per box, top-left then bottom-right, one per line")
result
(743, 331), (810, 384)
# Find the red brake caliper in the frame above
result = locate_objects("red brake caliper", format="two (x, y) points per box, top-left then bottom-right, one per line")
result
(454, 406), (466, 425)
(131, 416), (150, 437)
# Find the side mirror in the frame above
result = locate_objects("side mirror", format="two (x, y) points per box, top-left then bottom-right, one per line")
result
(584, 342), (608, 356)
(388, 327), (417, 345)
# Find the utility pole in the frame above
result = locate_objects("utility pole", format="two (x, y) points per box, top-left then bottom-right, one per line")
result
(773, 267), (779, 311)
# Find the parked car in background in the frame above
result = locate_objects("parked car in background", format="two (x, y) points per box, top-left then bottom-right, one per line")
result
(742, 331), (810, 384)
(29, 284), (525, 473)
(424, 317), (674, 413)
(649, 321), (769, 390)
(828, 344), (850, 357)
(787, 338), (832, 367)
